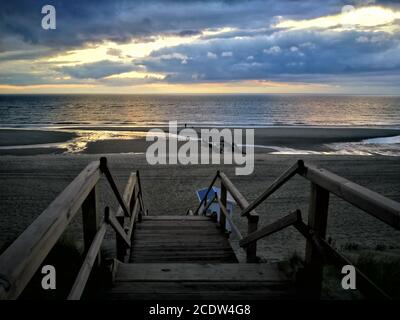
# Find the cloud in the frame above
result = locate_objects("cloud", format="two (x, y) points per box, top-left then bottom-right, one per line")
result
(207, 52), (218, 59)
(263, 46), (282, 54)
(106, 48), (123, 57)
(57, 60), (138, 79)
(221, 51), (233, 57)
(0, 0), (341, 50)
(1, 0), (400, 92)
(178, 30), (202, 37)
(137, 27), (400, 86)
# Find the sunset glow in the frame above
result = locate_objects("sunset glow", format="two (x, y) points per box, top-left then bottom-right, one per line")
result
(1, 2), (399, 94)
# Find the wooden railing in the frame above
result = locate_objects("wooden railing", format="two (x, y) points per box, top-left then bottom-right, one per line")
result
(195, 160), (400, 299)
(194, 170), (260, 262)
(0, 157), (146, 300)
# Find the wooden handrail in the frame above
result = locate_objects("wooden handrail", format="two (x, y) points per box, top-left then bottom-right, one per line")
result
(239, 210), (301, 247)
(239, 160), (303, 217)
(100, 157), (131, 218)
(218, 172), (258, 219)
(68, 221), (107, 300)
(194, 171), (219, 215)
(127, 200), (141, 240)
(203, 161), (399, 298)
(0, 160), (101, 300)
(301, 164), (400, 230)
(115, 172), (137, 218)
(136, 170), (146, 215)
(201, 193), (217, 216)
(218, 172), (259, 262)
(0, 157), (145, 300)
(216, 196), (243, 240)
(105, 208), (131, 248)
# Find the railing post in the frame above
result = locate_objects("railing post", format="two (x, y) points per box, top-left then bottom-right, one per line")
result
(116, 214), (126, 262)
(305, 182), (330, 298)
(82, 185), (101, 266)
(246, 214), (259, 262)
(220, 182), (227, 235)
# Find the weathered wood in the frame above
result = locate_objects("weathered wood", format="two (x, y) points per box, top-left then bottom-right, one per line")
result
(194, 172), (219, 215)
(142, 215), (211, 221)
(218, 172), (259, 261)
(115, 172), (137, 218)
(246, 215), (259, 262)
(68, 222), (107, 300)
(100, 157), (130, 218)
(0, 160), (101, 300)
(102, 262), (295, 300)
(220, 182), (227, 232)
(130, 215), (238, 263)
(302, 164), (400, 230)
(240, 160), (303, 217)
(202, 193), (217, 216)
(218, 173), (249, 211)
(115, 263), (289, 282)
(216, 197), (243, 240)
(305, 183), (330, 298)
(136, 170), (146, 214)
(239, 210), (300, 248)
(133, 243), (233, 250)
(127, 200), (140, 240)
(115, 216), (126, 261)
(81, 186), (100, 266)
(135, 221), (215, 228)
(105, 208), (131, 248)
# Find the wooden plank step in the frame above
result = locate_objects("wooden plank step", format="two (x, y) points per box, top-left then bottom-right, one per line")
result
(130, 215), (238, 263)
(133, 229), (222, 235)
(132, 244), (233, 250)
(100, 262), (296, 300)
(130, 256), (237, 262)
(115, 263), (289, 282)
(142, 216), (211, 221)
(135, 224), (219, 232)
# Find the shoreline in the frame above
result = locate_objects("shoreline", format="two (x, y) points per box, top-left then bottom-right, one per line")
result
(1, 126), (400, 156)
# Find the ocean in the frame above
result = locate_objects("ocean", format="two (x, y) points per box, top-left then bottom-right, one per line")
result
(1, 94), (400, 128)
(1, 94), (400, 156)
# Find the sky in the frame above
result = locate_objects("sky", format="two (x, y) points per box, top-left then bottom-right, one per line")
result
(1, 0), (400, 94)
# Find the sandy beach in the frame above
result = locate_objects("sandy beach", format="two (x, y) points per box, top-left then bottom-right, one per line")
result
(1, 152), (399, 263)
(1, 126), (400, 263)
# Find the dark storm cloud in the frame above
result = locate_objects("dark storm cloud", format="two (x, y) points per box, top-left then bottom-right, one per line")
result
(1, 0), (399, 90)
(138, 29), (400, 83)
(56, 60), (139, 79)
(0, 0), (343, 50)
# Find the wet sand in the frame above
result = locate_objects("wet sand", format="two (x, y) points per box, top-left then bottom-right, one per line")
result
(0, 129), (76, 146)
(1, 126), (399, 155)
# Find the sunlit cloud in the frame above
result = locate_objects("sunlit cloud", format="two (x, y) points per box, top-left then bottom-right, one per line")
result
(276, 6), (400, 33)
(47, 28), (233, 67)
(1, 1), (400, 94)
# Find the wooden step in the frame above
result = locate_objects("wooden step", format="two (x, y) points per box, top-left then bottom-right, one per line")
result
(130, 215), (238, 263)
(102, 262), (296, 300)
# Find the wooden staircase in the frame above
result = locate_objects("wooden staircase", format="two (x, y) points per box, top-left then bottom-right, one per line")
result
(105, 261), (295, 300)
(1, 158), (398, 300)
(130, 215), (237, 263)
(103, 215), (295, 300)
